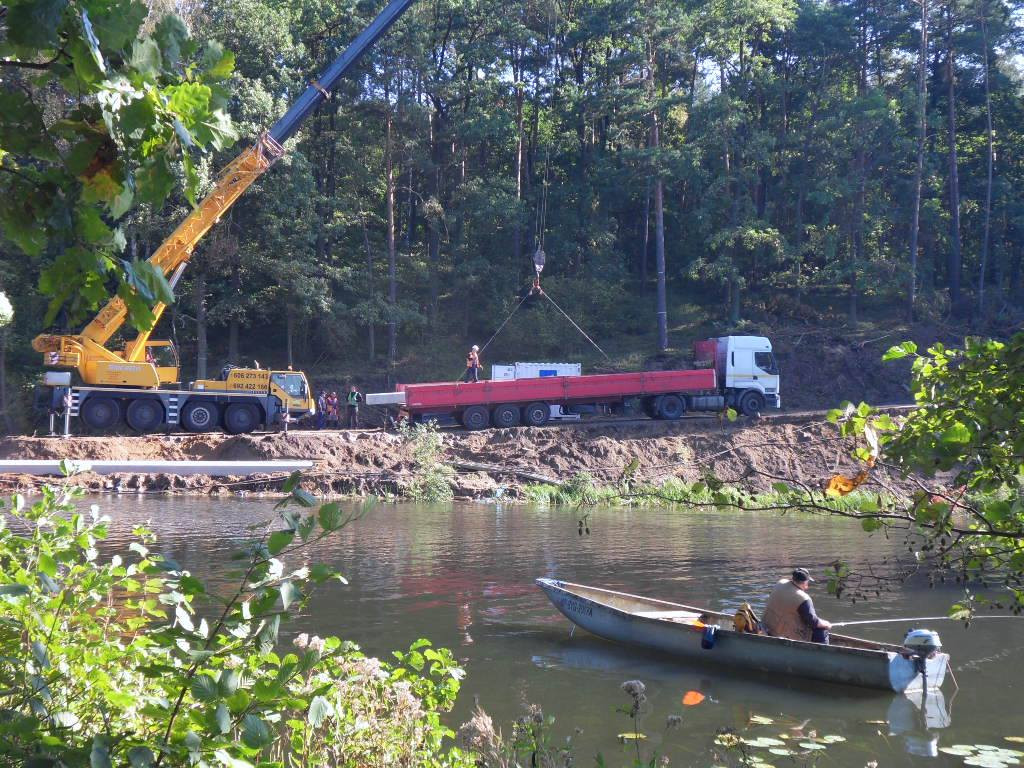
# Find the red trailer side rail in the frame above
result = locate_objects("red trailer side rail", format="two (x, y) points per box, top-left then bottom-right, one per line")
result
(399, 369), (715, 410)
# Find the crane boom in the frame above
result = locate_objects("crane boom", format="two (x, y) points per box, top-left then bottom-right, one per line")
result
(33, 0), (417, 386)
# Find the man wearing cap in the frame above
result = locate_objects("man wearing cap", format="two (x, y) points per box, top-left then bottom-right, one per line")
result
(763, 568), (832, 644)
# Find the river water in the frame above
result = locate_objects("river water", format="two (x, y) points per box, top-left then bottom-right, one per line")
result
(90, 495), (1023, 766)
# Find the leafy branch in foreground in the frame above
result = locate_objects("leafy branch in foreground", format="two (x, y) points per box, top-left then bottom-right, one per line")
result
(0, 479), (469, 767)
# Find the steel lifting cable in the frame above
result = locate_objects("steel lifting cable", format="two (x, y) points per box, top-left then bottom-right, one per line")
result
(539, 289), (611, 362)
(478, 292), (532, 354)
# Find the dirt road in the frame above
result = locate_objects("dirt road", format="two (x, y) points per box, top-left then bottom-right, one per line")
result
(0, 412), (908, 500)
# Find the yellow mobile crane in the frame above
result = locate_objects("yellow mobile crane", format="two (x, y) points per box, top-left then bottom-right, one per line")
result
(33, 0), (416, 434)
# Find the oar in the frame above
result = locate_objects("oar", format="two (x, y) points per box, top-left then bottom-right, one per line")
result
(832, 615), (1024, 628)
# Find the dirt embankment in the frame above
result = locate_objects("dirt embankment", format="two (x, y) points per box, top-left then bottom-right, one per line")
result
(0, 415), (908, 501)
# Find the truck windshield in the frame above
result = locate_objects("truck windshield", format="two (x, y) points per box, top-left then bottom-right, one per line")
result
(754, 351), (779, 375)
(271, 373), (307, 398)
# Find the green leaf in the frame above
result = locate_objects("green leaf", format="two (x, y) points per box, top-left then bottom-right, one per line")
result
(38, 552), (58, 578)
(282, 471), (301, 494)
(241, 714), (273, 748)
(130, 38), (162, 77)
(128, 747), (154, 767)
(318, 502), (343, 531)
(218, 668), (240, 696)
(215, 702), (231, 735)
(882, 341), (917, 361)
(200, 41), (235, 80)
(861, 517), (883, 532)
(941, 423), (972, 444)
(135, 154), (175, 205)
(308, 695), (332, 727)
(191, 674), (218, 702)
(80, 10), (106, 74)
(279, 580), (299, 610)
(153, 14), (194, 69)
(267, 530), (294, 556)
(292, 488), (317, 508)
(6, 0), (69, 48)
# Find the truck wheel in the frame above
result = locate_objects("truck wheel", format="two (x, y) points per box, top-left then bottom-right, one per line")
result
(492, 404), (521, 428)
(739, 391), (765, 418)
(657, 394), (685, 420)
(81, 397), (122, 430)
(523, 402), (550, 427)
(126, 398), (164, 432)
(461, 405), (490, 430)
(182, 401), (219, 432)
(225, 403), (260, 434)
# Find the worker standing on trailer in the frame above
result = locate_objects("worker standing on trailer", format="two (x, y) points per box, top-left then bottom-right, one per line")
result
(462, 345), (481, 383)
(346, 385), (363, 428)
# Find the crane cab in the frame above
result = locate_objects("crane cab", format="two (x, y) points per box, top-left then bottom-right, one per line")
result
(192, 367), (315, 418)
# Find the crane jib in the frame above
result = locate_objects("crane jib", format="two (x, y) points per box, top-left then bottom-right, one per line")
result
(268, 0), (417, 144)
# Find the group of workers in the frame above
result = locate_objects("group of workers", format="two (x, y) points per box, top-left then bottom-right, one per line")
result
(315, 385), (363, 429)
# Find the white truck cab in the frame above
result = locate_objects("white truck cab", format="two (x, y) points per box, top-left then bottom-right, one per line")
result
(716, 335), (781, 415)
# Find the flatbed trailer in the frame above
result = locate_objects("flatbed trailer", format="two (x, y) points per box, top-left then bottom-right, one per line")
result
(366, 335), (782, 429)
(368, 368), (720, 429)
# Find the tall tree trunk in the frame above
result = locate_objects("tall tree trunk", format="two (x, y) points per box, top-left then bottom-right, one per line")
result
(513, 55), (524, 271)
(945, 0), (962, 308)
(386, 100), (398, 368)
(978, 10), (994, 316)
(285, 309), (294, 369)
(362, 217), (376, 363)
(641, 180), (650, 283)
(0, 328), (10, 434)
(227, 265), (240, 364)
(194, 272), (207, 380)
(908, 0), (929, 319)
(651, 116), (668, 352)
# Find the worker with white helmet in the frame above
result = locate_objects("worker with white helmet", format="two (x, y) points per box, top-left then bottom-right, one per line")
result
(462, 345), (481, 383)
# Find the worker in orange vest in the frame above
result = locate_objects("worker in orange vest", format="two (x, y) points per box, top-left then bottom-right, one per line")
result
(461, 345), (481, 383)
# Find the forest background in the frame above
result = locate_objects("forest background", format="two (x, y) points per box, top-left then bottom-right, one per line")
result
(2, 0), (1023, 431)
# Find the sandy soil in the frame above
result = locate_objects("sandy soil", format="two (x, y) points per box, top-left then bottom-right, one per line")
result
(0, 414), (911, 501)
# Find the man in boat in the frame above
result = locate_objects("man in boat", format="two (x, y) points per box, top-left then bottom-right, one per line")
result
(763, 568), (832, 644)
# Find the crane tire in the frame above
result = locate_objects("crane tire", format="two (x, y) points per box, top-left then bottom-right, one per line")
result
(81, 397), (122, 431)
(126, 398), (164, 433)
(492, 404), (521, 428)
(739, 390), (765, 418)
(461, 405), (490, 430)
(225, 403), (260, 434)
(657, 394), (685, 420)
(182, 401), (219, 432)
(523, 402), (550, 427)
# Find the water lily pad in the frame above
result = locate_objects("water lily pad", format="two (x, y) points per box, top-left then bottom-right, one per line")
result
(749, 715), (774, 725)
(768, 748), (794, 756)
(798, 742), (827, 751)
(1006, 739), (1024, 745)
(821, 735), (846, 744)
(963, 756), (1016, 768)
(941, 747), (979, 756)
(743, 737), (786, 748)
(617, 732), (646, 742)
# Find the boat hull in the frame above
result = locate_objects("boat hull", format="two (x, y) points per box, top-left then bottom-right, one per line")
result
(536, 578), (948, 693)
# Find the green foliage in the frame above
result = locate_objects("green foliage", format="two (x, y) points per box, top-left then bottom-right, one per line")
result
(0, 0), (237, 328)
(0, 483), (469, 767)
(835, 333), (1024, 611)
(399, 419), (455, 502)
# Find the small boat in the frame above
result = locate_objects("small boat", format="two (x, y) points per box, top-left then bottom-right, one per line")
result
(536, 578), (949, 693)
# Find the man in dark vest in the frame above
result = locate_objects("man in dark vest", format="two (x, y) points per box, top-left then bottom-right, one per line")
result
(763, 568), (832, 644)
(346, 385), (363, 428)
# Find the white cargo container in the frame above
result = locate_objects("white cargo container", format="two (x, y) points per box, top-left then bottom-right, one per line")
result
(490, 362), (583, 420)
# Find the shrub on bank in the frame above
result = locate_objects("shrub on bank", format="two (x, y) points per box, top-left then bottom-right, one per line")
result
(0, 483), (471, 767)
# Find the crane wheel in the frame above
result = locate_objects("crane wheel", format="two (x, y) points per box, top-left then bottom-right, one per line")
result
(657, 394), (685, 420)
(126, 398), (164, 432)
(225, 403), (260, 434)
(461, 405), (490, 430)
(739, 390), (765, 418)
(492, 404), (521, 428)
(523, 402), (550, 427)
(80, 397), (122, 431)
(182, 401), (219, 432)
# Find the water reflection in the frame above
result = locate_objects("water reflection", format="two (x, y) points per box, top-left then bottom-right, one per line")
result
(79, 496), (1021, 765)
(888, 689), (951, 758)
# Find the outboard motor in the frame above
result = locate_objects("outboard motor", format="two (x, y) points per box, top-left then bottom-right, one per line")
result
(903, 629), (943, 674)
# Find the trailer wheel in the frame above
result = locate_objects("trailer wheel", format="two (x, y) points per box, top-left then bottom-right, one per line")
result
(657, 394), (685, 420)
(461, 405), (490, 430)
(739, 390), (765, 418)
(81, 397), (122, 431)
(126, 398), (164, 432)
(492, 404), (521, 428)
(523, 402), (550, 427)
(182, 401), (219, 432)
(225, 403), (260, 434)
